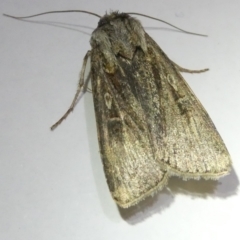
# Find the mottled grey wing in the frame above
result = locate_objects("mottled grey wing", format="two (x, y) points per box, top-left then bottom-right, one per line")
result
(91, 47), (168, 208)
(145, 33), (231, 179)
(90, 32), (231, 207)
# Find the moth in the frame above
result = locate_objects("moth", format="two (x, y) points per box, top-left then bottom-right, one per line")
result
(5, 11), (231, 208)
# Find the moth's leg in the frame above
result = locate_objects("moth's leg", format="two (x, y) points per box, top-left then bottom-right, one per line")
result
(51, 50), (91, 130)
(171, 60), (209, 73)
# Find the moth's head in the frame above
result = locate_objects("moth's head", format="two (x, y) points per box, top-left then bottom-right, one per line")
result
(97, 11), (131, 27)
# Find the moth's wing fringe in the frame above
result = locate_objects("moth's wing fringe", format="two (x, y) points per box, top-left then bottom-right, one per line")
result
(167, 167), (231, 181)
(115, 173), (169, 208)
(116, 165), (231, 208)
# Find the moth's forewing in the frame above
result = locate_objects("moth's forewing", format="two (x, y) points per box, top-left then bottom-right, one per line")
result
(90, 43), (168, 208)
(145, 34), (231, 179)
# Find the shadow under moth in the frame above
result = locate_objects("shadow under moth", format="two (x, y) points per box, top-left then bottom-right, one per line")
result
(4, 10), (232, 208)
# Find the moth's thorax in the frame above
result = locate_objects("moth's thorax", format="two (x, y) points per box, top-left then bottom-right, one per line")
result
(90, 12), (147, 73)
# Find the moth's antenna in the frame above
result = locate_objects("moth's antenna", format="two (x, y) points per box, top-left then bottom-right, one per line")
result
(3, 10), (101, 19)
(3, 10), (207, 37)
(127, 12), (207, 37)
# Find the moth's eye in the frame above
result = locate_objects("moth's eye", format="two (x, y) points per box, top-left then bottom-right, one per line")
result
(98, 19), (108, 27)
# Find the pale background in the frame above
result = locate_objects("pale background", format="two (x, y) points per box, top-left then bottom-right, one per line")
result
(1, 0), (239, 239)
